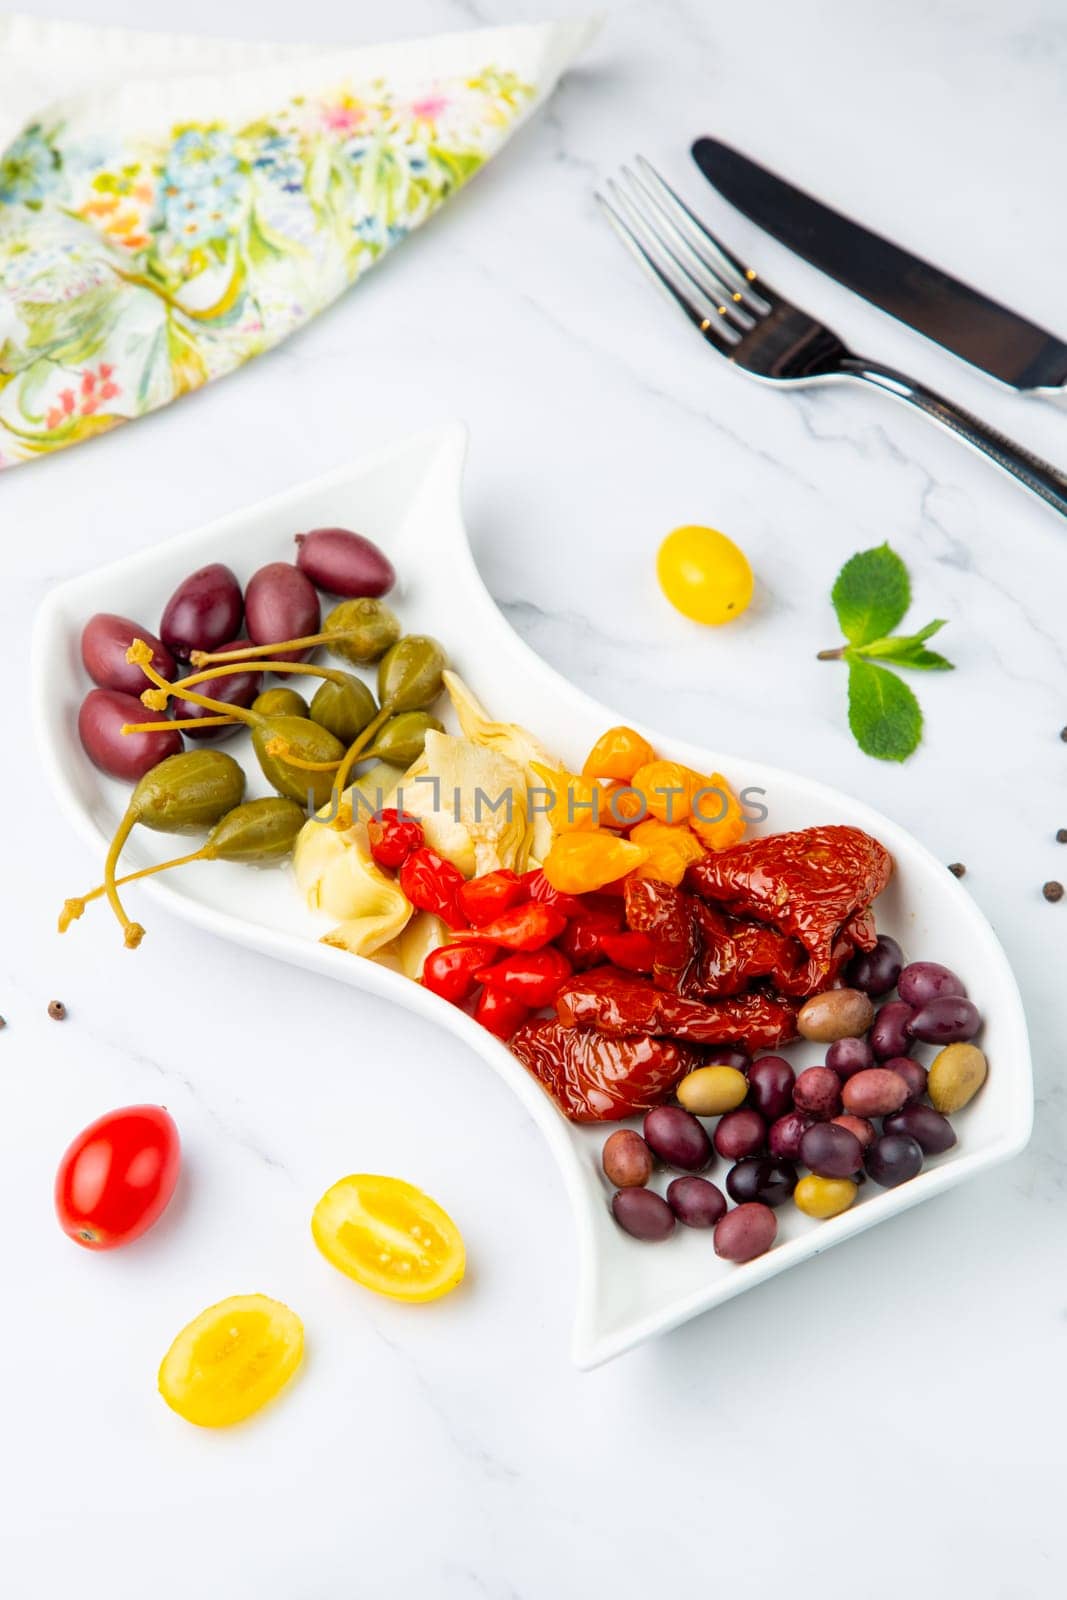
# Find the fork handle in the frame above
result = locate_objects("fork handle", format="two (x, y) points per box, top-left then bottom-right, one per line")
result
(842, 358), (1067, 519)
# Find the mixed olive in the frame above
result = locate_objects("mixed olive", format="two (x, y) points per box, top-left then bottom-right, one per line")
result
(602, 950), (987, 1261)
(70, 526), (447, 945)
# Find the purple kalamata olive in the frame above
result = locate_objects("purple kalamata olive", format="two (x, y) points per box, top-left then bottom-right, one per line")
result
(832, 1114), (876, 1150)
(870, 1000), (915, 1060)
(846, 934), (904, 997)
(841, 1067), (910, 1119)
(746, 1056), (795, 1121)
(294, 527), (396, 598)
(881, 1056), (928, 1103)
(612, 1187), (674, 1241)
(78, 689), (182, 781)
(907, 996), (981, 1045)
(81, 613), (175, 696)
(825, 1036), (875, 1080)
(792, 1066), (842, 1119)
(667, 1176), (727, 1228)
(243, 562), (321, 663)
(865, 1133), (924, 1188)
(714, 1203), (777, 1262)
(799, 1121), (864, 1178)
(883, 1105), (957, 1156)
(897, 961), (966, 1007)
(725, 1156), (797, 1207)
(160, 564), (243, 660)
(713, 1108), (766, 1161)
(768, 1110), (815, 1161)
(643, 1105), (712, 1171)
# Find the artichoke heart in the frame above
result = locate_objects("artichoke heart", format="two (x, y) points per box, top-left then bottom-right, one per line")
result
(399, 729), (529, 877)
(293, 771), (411, 957)
(370, 911), (450, 980)
(438, 672), (562, 866)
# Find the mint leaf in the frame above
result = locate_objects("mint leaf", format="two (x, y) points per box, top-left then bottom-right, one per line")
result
(855, 619), (954, 671)
(832, 543), (911, 646)
(846, 658), (923, 761)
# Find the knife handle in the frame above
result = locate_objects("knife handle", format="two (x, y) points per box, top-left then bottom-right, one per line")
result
(842, 359), (1067, 520)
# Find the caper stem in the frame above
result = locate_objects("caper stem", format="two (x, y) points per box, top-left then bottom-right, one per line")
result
(173, 659), (356, 693)
(190, 634), (339, 667)
(102, 804), (146, 948)
(330, 702), (394, 799)
(140, 679), (262, 729)
(60, 846), (209, 931)
(122, 717), (237, 734)
(263, 738), (340, 773)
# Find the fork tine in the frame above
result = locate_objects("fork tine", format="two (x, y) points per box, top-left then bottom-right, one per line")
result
(617, 165), (756, 332)
(598, 183), (742, 348)
(634, 156), (773, 316)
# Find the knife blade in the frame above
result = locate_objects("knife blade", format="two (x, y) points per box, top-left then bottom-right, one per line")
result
(691, 136), (1067, 392)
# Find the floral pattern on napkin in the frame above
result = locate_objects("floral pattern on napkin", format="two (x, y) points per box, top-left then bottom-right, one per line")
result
(0, 67), (534, 466)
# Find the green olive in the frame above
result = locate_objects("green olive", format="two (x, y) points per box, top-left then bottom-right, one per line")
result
(377, 635), (447, 714)
(203, 797), (306, 863)
(363, 711), (444, 767)
(323, 599), (401, 665)
(309, 673), (378, 744)
(251, 714), (345, 808)
(131, 748), (246, 834)
(253, 687), (309, 719)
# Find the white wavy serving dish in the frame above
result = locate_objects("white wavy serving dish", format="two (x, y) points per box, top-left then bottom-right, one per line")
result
(32, 423), (1033, 1367)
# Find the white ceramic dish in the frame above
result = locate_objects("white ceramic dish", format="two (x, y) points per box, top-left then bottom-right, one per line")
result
(32, 423), (1033, 1367)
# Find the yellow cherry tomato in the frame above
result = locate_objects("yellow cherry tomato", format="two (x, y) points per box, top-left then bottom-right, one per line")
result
(657, 525), (753, 625)
(582, 725), (657, 783)
(312, 1174), (465, 1303)
(627, 818), (706, 885)
(687, 771), (747, 850)
(158, 1294), (304, 1428)
(542, 830), (649, 894)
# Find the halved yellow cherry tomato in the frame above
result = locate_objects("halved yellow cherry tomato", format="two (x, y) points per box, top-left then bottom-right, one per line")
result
(657, 525), (753, 625)
(158, 1293), (304, 1428)
(312, 1174), (465, 1303)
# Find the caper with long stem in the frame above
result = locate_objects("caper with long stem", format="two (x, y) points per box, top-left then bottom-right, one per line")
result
(61, 797), (304, 933)
(188, 598), (401, 669)
(91, 749), (246, 947)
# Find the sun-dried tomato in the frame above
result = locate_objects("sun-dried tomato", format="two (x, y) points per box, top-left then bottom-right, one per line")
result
(510, 1018), (700, 1121)
(554, 968), (799, 1052)
(685, 826), (892, 981)
(622, 878), (700, 992)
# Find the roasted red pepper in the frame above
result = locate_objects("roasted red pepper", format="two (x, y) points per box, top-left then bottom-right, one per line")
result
(598, 930), (656, 973)
(685, 826), (892, 981)
(367, 808), (425, 871)
(521, 869), (585, 919)
(554, 968), (799, 1051)
(422, 941), (498, 1004)
(453, 902), (566, 952)
(510, 1018), (700, 1121)
(399, 848), (468, 929)
(459, 868), (527, 927)
(473, 985), (531, 1041)
(475, 947), (573, 1007)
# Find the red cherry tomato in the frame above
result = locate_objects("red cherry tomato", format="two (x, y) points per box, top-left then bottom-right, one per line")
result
(55, 1105), (181, 1250)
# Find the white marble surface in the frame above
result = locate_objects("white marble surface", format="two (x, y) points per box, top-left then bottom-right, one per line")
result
(3, 1), (1067, 1594)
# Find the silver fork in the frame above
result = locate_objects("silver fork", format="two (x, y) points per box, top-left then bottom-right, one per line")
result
(598, 158), (1067, 521)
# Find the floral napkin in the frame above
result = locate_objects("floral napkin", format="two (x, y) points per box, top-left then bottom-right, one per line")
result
(0, 13), (596, 468)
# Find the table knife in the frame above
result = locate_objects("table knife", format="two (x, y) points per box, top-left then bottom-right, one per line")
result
(691, 136), (1067, 392)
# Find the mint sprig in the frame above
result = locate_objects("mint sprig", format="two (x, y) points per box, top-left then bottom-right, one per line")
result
(820, 544), (953, 762)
